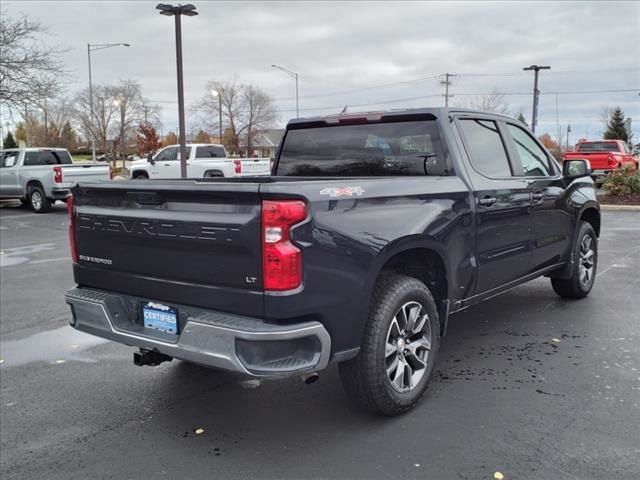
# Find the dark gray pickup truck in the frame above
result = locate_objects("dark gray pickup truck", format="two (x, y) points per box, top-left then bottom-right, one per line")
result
(65, 108), (599, 415)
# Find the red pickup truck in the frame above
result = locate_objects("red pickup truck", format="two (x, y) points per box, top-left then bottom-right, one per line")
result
(563, 140), (638, 183)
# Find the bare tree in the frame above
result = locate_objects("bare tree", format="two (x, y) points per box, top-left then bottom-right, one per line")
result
(193, 77), (277, 155)
(72, 85), (119, 154)
(241, 85), (276, 155)
(456, 90), (510, 115)
(0, 10), (68, 112)
(112, 79), (145, 160)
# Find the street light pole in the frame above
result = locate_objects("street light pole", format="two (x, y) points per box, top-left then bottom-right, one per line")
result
(87, 43), (130, 161)
(523, 64), (551, 134)
(272, 64), (299, 118)
(211, 90), (222, 143)
(156, 3), (198, 179)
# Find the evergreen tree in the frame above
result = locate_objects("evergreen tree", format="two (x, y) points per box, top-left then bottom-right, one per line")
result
(3, 130), (18, 148)
(516, 112), (528, 127)
(59, 121), (78, 151)
(603, 107), (629, 143)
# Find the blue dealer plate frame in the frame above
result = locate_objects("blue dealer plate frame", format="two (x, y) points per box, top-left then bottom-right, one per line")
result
(143, 302), (178, 335)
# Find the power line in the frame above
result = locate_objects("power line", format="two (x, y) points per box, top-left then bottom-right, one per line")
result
(271, 68), (639, 102)
(273, 74), (443, 102)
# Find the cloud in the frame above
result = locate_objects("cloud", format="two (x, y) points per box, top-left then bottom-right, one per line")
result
(3, 0), (639, 140)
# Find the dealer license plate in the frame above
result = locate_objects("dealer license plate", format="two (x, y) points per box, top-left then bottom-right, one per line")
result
(143, 302), (178, 335)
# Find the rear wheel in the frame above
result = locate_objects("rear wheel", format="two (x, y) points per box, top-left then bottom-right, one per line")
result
(339, 275), (440, 416)
(551, 222), (597, 298)
(28, 185), (51, 213)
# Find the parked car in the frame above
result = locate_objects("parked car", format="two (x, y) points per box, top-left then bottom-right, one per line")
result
(129, 143), (271, 179)
(64, 108), (599, 415)
(563, 140), (638, 183)
(0, 148), (111, 213)
(96, 153), (115, 162)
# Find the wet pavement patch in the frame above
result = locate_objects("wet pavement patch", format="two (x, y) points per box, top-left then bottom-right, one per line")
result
(0, 326), (108, 367)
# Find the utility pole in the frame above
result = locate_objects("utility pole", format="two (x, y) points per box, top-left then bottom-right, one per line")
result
(440, 73), (455, 107)
(143, 106), (150, 124)
(157, 3), (198, 179)
(523, 64), (551, 134)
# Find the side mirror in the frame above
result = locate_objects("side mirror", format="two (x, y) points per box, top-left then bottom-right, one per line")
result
(147, 152), (155, 165)
(563, 159), (591, 180)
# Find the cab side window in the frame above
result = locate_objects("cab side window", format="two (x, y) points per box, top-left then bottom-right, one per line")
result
(506, 124), (552, 177)
(156, 147), (178, 161)
(458, 119), (512, 178)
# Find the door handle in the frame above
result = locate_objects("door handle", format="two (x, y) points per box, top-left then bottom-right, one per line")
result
(478, 196), (496, 207)
(163, 163), (171, 166)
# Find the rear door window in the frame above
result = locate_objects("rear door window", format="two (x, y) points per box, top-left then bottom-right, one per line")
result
(458, 119), (512, 178)
(23, 150), (71, 166)
(195, 146), (226, 158)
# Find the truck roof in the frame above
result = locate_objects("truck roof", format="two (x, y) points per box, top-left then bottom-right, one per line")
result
(0, 147), (70, 152)
(163, 143), (224, 148)
(286, 107), (518, 127)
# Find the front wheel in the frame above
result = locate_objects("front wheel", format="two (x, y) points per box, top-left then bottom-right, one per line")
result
(339, 275), (440, 416)
(551, 222), (597, 298)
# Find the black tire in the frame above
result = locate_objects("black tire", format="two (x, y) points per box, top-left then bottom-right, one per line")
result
(204, 170), (224, 178)
(551, 222), (597, 299)
(339, 275), (440, 416)
(27, 185), (51, 213)
(132, 172), (149, 180)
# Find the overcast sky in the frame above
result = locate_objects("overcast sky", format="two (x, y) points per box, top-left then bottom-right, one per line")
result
(4, 0), (640, 141)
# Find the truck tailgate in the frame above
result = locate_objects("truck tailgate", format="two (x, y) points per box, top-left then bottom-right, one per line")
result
(71, 180), (264, 316)
(62, 163), (111, 183)
(564, 152), (610, 170)
(240, 158), (271, 176)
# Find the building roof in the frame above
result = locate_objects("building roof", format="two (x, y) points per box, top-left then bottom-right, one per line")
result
(240, 129), (285, 148)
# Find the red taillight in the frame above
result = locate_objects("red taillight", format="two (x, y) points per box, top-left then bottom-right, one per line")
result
(67, 195), (78, 264)
(53, 166), (63, 184)
(233, 159), (242, 174)
(261, 200), (307, 291)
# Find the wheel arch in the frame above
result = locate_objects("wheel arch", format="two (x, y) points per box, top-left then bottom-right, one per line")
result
(366, 240), (451, 336)
(26, 179), (44, 191)
(580, 206), (601, 238)
(203, 169), (225, 178)
(131, 170), (149, 179)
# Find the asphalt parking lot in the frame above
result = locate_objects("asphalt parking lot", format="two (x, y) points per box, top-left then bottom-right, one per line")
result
(1, 201), (638, 480)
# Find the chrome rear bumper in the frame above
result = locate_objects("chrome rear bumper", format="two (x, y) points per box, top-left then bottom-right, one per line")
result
(65, 287), (331, 377)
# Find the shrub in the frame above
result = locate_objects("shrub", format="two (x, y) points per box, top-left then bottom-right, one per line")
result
(602, 165), (640, 195)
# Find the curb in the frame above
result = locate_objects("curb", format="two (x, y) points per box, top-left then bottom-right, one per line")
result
(599, 204), (640, 211)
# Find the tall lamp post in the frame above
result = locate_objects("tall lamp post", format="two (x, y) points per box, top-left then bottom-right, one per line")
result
(113, 98), (126, 168)
(87, 43), (130, 161)
(211, 89), (222, 144)
(156, 3), (198, 178)
(272, 64), (299, 118)
(523, 64), (551, 134)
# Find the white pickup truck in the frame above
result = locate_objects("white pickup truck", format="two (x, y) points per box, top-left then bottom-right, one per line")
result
(0, 148), (111, 213)
(129, 143), (271, 179)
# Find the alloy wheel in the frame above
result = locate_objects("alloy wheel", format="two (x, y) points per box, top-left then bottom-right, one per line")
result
(385, 301), (432, 393)
(579, 234), (595, 287)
